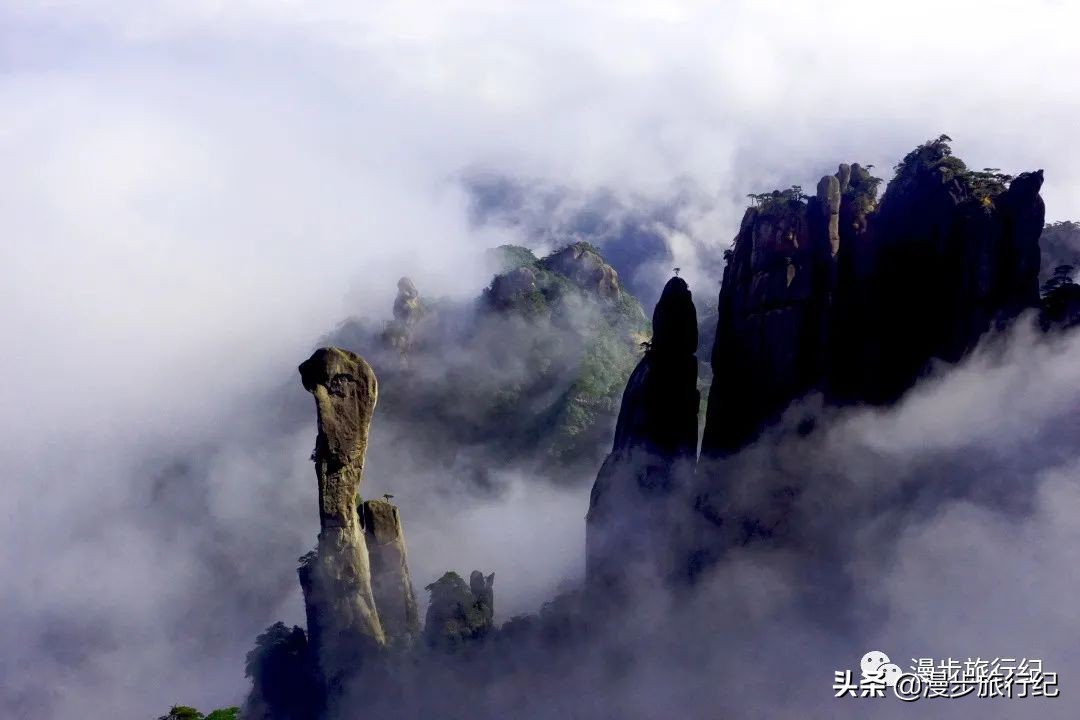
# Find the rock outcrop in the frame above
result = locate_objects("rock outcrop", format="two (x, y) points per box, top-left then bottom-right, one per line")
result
(542, 242), (621, 299)
(297, 347), (386, 697)
(693, 138), (1046, 562)
(393, 276), (424, 326)
(701, 184), (837, 456)
(701, 138), (1046, 458)
(487, 265), (540, 308)
(360, 499), (420, 646)
(484, 241), (626, 310)
(828, 154), (1043, 408)
(422, 570), (496, 650)
(382, 276), (427, 362)
(586, 277), (700, 590)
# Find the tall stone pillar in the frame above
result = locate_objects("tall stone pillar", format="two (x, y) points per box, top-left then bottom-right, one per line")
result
(360, 499), (421, 645)
(298, 347), (387, 697)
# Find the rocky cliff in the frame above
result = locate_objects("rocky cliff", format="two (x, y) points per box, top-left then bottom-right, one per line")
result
(297, 348), (386, 698)
(701, 137), (1046, 458)
(686, 138), (1050, 567)
(586, 276), (699, 590)
(360, 499), (420, 647)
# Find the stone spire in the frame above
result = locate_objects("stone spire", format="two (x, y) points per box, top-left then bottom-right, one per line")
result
(586, 277), (700, 591)
(360, 498), (421, 646)
(297, 347), (386, 697)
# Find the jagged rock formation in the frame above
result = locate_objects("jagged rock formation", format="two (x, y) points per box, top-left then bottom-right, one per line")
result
(701, 138), (1046, 457)
(327, 241), (649, 477)
(482, 241), (629, 313)
(297, 347), (386, 697)
(586, 276), (699, 590)
(382, 276), (427, 362)
(542, 242), (621, 299)
(829, 153), (1043, 408)
(688, 139), (1048, 566)
(360, 499), (420, 646)
(393, 276), (424, 325)
(487, 265), (541, 307)
(702, 179), (840, 456)
(422, 570), (496, 650)
(469, 570), (495, 628)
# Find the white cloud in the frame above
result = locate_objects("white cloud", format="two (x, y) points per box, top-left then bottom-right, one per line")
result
(1, 1), (1078, 716)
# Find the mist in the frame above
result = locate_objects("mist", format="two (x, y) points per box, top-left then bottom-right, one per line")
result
(2, 1), (1080, 717)
(338, 318), (1080, 720)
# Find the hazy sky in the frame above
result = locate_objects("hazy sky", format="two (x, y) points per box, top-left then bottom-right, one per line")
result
(2, 1), (1079, 717)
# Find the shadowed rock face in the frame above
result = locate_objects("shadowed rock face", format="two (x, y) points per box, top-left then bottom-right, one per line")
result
(586, 277), (699, 590)
(828, 167), (1044, 409)
(701, 186), (836, 457)
(360, 499), (420, 645)
(694, 143), (1046, 564)
(422, 570), (495, 650)
(701, 153), (1046, 459)
(297, 347), (386, 697)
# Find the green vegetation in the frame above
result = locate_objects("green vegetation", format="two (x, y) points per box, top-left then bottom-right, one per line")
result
(545, 318), (643, 461)
(890, 134), (1013, 203)
(492, 268), (579, 319)
(242, 621), (319, 720)
(487, 244), (538, 272)
(746, 166), (884, 220)
(204, 711), (240, 720)
(968, 167), (1014, 201)
(423, 572), (492, 651)
(1040, 262), (1080, 328)
(481, 245), (648, 462)
(1042, 264), (1076, 296)
(892, 134), (963, 178)
(326, 240), (649, 477)
(843, 163), (884, 217)
(1040, 221), (1080, 283)
(1044, 220), (1080, 239)
(158, 708), (202, 720)
(746, 186), (808, 212)
(403, 241), (647, 467)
